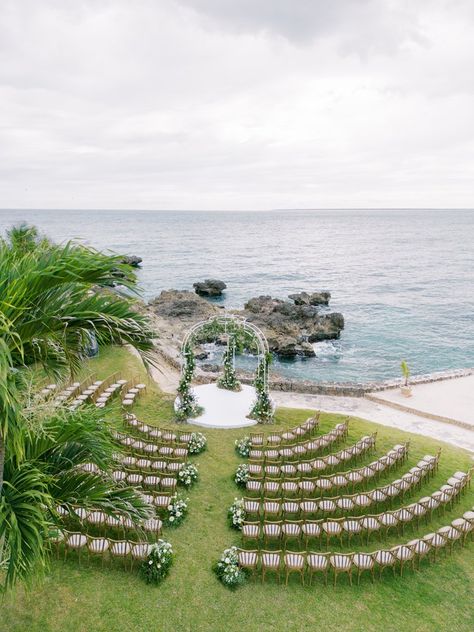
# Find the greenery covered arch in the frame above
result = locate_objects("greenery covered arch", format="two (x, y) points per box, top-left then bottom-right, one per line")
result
(175, 315), (273, 423)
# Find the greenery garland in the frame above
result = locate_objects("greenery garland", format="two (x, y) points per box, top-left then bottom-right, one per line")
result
(217, 336), (241, 391)
(249, 353), (274, 424)
(175, 345), (201, 421)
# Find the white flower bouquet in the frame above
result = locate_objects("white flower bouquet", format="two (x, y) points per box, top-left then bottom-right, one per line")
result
(234, 463), (250, 487)
(165, 493), (189, 527)
(227, 498), (246, 530)
(234, 436), (251, 458)
(213, 546), (247, 589)
(177, 463), (199, 488)
(140, 539), (174, 585)
(188, 432), (207, 454)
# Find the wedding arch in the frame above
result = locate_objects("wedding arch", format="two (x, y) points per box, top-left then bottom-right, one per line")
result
(175, 314), (273, 424)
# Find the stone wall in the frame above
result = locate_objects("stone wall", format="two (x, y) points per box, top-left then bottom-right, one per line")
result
(154, 344), (473, 397)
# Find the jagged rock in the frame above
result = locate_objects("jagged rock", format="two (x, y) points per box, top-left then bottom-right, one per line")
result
(241, 295), (344, 357)
(194, 346), (209, 360)
(149, 289), (218, 321)
(288, 292), (310, 305)
(193, 279), (227, 297)
(122, 255), (142, 267)
(288, 291), (331, 306)
(299, 341), (316, 357)
(309, 291), (331, 305)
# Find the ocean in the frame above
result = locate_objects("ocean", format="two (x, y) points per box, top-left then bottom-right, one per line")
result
(1, 209), (473, 384)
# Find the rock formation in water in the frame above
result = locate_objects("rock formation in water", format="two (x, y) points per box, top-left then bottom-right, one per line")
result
(193, 279), (227, 297)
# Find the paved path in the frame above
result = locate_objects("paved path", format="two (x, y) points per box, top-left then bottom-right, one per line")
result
(271, 390), (474, 454)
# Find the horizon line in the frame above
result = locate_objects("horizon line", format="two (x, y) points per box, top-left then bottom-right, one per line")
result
(1, 207), (474, 213)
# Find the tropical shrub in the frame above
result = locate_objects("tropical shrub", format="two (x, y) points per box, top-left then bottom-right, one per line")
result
(139, 540), (174, 585)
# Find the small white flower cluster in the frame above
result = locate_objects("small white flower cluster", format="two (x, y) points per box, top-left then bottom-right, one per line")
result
(227, 497), (246, 530)
(177, 463), (199, 487)
(214, 546), (247, 588)
(234, 436), (251, 458)
(140, 539), (174, 585)
(234, 463), (250, 487)
(188, 432), (207, 454)
(166, 493), (189, 527)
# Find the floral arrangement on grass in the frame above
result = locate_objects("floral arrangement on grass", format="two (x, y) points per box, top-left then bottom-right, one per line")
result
(188, 432), (207, 454)
(234, 463), (250, 487)
(140, 540), (174, 585)
(227, 498), (246, 530)
(217, 336), (241, 392)
(177, 463), (199, 488)
(165, 493), (189, 527)
(234, 436), (251, 458)
(213, 546), (247, 589)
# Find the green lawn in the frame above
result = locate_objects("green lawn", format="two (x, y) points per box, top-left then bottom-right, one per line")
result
(2, 347), (474, 632)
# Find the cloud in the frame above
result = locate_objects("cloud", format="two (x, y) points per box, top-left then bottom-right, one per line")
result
(0, 0), (473, 210)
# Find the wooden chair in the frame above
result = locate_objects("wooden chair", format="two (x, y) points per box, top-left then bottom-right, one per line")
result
(130, 542), (152, 569)
(329, 553), (353, 587)
(422, 532), (447, 561)
(64, 532), (87, 565)
(282, 520), (302, 548)
(284, 552), (305, 586)
(242, 522), (260, 546)
(373, 549), (396, 577)
(261, 550), (282, 583)
(307, 552), (329, 585)
(437, 525), (462, 552)
(302, 521), (322, 548)
(109, 539), (132, 569)
(322, 520), (343, 547)
(352, 552), (375, 584)
(407, 538), (431, 569)
(87, 536), (110, 567)
(263, 521), (282, 546)
(250, 432), (264, 447)
(237, 549), (258, 580)
(451, 518), (473, 545)
(342, 518), (362, 544)
(361, 516), (380, 544)
(391, 544), (415, 576)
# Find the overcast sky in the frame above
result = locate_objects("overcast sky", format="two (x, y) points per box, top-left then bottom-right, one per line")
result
(1, 0), (473, 211)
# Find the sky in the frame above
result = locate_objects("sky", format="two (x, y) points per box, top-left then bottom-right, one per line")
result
(0, 0), (474, 211)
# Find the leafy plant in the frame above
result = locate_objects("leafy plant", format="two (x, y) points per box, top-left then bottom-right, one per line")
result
(401, 360), (410, 386)
(177, 463), (199, 488)
(227, 498), (246, 530)
(213, 546), (247, 589)
(234, 463), (250, 487)
(188, 432), (207, 454)
(139, 540), (174, 585)
(234, 436), (251, 458)
(165, 493), (189, 527)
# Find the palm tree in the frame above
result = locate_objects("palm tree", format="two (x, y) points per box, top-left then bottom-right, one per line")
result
(0, 224), (155, 588)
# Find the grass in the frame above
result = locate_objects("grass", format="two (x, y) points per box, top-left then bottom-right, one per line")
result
(2, 346), (474, 632)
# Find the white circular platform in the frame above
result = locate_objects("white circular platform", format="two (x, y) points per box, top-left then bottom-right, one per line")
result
(180, 383), (258, 429)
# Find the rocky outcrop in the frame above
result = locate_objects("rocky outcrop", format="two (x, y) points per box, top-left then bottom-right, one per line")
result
(193, 279), (227, 297)
(149, 289), (218, 322)
(122, 255), (143, 267)
(241, 295), (344, 358)
(288, 291), (331, 305)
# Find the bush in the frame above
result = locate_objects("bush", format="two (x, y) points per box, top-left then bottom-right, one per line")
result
(234, 463), (250, 487)
(188, 432), (207, 454)
(234, 436), (251, 458)
(213, 546), (247, 589)
(165, 493), (189, 527)
(177, 463), (199, 488)
(140, 540), (174, 585)
(227, 498), (246, 530)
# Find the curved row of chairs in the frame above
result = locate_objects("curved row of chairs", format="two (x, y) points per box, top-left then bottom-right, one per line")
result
(241, 471), (471, 547)
(249, 415), (319, 447)
(243, 453), (441, 515)
(51, 530), (157, 570)
(246, 443), (411, 497)
(237, 508), (474, 585)
(115, 453), (186, 476)
(249, 420), (349, 461)
(56, 505), (163, 538)
(122, 380), (147, 409)
(111, 430), (189, 460)
(111, 469), (177, 492)
(247, 433), (377, 478)
(124, 414), (196, 444)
